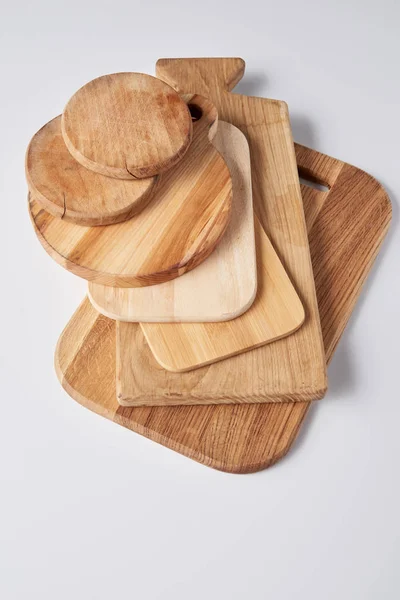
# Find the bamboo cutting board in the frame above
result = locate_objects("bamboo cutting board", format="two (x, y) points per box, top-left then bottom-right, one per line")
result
(55, 144), (391, 472)
(29, 94), (232, 287)
(88, 122), (258, 322)
(26, 116), (157, 226)
(62, 72), (193, 179)
(153, 57), (326, 396)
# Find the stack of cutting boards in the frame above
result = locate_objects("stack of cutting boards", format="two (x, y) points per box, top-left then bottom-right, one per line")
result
(26, 58), (392, 473)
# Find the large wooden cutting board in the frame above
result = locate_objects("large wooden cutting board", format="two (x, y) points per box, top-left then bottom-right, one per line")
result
(151, 58), (326, 395)
(88, 122), (258, 323)
(29, 94), (232, 288)
(55, 144), (391, 472)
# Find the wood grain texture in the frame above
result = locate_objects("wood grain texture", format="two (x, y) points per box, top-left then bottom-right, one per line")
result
(154, 58), (326, 397)
(139, 217), (304, 373)
(26, 116), (157, 226)
(88, 121), (257, 322)
(29, 94), (232, 288)
(62, 72), (192, 179)
(55, 143), (392, 472)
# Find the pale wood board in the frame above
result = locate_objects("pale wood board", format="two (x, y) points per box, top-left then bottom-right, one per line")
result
(29, 94), (232, 288)
(88, 121), (257, 322)
(55, 143), (392, 472)
(139, 216), (304, 373)
(26, 116), (157, 226)
(62, 72), (192, 179)
(152, 57), (326, 396)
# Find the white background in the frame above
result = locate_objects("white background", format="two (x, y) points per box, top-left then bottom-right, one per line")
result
(1, 1), (399, 598)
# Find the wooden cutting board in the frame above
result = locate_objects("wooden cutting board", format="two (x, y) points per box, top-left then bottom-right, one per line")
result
(29, 94), (232, 288)
(26, 115), (157, 226)
(88, 121), (258, 322)
(62, 72), (193, 179)
(151, 57), (326, 395)
(55, 143), (391, 472)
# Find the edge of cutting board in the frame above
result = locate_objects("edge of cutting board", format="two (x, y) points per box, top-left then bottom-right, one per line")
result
(87, 280), (258, 323)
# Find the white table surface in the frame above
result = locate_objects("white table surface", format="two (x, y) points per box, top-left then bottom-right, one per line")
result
(1, 1), (399, 598)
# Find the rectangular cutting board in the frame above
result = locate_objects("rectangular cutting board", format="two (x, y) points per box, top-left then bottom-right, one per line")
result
(136, 57), (326, 395)
(55, 142), (391, 471)
(116, 57), (320, 398)
(88, 121), (258, 323)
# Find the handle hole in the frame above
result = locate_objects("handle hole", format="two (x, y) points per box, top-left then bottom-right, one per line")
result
(298, 170), (330, 192)
(188, 104), (203, 122)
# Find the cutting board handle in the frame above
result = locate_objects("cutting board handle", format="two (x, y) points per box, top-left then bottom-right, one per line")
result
(295, 143), (343, 189)
(156, 58), (245, 94)
(156, 59), (350, 192)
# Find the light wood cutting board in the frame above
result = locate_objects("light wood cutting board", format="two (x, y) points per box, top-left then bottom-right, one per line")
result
(29, 94), (232, 288)
(55, 143), (392, 472)
(88, 121), (258, 323)
(152, 57), (326, 395)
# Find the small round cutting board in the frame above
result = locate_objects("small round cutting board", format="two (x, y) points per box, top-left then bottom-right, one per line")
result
(29, 94), (232, 288)
(61, 72), (193, 179)
(26, 116), (157, 226)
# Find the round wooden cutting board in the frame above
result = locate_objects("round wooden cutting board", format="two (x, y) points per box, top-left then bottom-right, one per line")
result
(29, 94), (232, 288)
(61, 72), (193, 179)
(26, 116), (158, 226)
